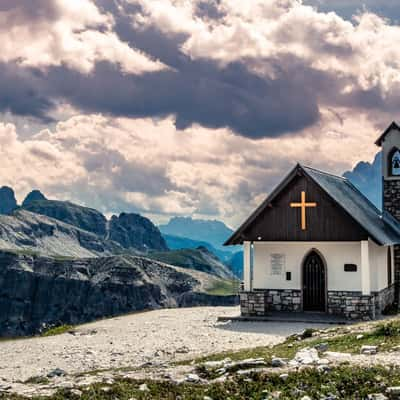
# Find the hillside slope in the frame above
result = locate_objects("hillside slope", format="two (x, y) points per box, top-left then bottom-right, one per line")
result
(0, 250), (237, 337)
(148, 246), (235, 280)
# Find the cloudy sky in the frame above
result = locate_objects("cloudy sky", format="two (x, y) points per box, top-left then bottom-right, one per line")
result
(1, 0), (399, 228)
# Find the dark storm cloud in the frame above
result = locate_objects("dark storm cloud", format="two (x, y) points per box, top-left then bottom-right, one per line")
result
(0, 63), (54, 121)
(40, 57), (319, 138)
(304, 0), (400, 22)
(2, 0), (400, 140)
(0, 0), (58, 20)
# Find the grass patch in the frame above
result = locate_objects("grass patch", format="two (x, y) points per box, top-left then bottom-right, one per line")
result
(3, 365), (400, 399)
(179, 319), (400, 366)
(41, 325), (74, 337)
(205, 279), (239, 296)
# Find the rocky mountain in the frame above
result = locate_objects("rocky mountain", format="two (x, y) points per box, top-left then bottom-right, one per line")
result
(0, 186), (17, 215)
(148, 246), (234, 280)
(343, 152), (381, 209)
(21, 189), (47, 206)
(0, 250), (237, 337)
(22, 198), (108, 237)
(21, 195), (167, 253)
(159, 217), (234, 251)
(0, 209), (121, 258)
(109, 213), (168, 252)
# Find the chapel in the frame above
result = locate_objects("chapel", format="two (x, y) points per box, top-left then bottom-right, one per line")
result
(225, 121), (400, 319)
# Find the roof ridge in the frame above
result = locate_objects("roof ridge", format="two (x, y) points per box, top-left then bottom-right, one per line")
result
(300, 164), (347, 181)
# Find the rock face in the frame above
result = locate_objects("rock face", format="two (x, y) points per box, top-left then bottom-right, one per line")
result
(0, 186), (17, 215)
(109, 213), (168, 251)
(0, 250), (220, 337)
(21, 190), (47, 207)
(22, 199), (107, 237)
(0, 210), (121, 257)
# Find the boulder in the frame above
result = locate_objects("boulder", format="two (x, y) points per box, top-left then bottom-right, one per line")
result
(361, 345), (378, 355)
(271, 357), (287, 367)
(293, 348), (320, 365)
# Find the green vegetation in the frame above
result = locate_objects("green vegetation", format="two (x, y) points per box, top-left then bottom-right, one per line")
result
(205, 279), (239, 296)
(41, 325), (74, 337)
(182, 319), (400, 366)
(3, 365), (400, 399)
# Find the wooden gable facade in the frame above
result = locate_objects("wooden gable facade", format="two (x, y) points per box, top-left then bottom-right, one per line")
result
(227, 165), (370, 244)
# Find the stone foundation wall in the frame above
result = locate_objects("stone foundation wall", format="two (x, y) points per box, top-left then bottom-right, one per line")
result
(373, 284), (396, 315)
(240, 287), (396, 319)
(240, 289), (301, 316)
(327, 291), (374, 320)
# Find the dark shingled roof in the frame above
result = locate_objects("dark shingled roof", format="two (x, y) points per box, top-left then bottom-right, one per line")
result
(225, 164), (400, 246)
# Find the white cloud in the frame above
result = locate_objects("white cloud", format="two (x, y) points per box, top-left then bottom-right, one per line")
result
(0, 0), (166, 74)
(131, 0), (400, 94)
(0, 109), (380, 227)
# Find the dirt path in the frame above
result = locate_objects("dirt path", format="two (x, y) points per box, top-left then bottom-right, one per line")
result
(0, 306), (329, 385)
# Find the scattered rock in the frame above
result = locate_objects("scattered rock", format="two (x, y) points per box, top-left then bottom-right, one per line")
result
(361, 345), (378, 355)
(70, 389), (82, 397)
(271, 357), (287, 368)
(356, 334), (364, 340)
(294, 348), (320, 365)
(139, 383), (149, 392)
(314, 343), (328, 352)
(367, 394), (388, 400)
(176, 346), (190, 354)
(387, 387), (400, 396)
(279, 373), (289, 380)
(47, 368), (66, 378)
(186, 374), (201, 383)
(301, 396), (312, 400)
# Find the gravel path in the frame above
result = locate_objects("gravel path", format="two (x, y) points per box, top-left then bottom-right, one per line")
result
(0, 306), (329, 384)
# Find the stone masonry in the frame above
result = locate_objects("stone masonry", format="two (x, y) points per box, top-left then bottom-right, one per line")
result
(327, 291), (375, 320)
(240, 289), (301, 316)
(240, 286), (395, 319)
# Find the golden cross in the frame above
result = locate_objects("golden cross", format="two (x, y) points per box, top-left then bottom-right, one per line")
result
(290, 191), (317, 231)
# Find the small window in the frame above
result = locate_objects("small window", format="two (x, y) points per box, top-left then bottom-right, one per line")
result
(344, 264), (357, 272)
(286, 271), (292, 281)
(389, 148), (400, 176)
(388, 247), (392, 286)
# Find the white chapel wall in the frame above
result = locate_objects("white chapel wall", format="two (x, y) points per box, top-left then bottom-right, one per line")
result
(253, 241), (362, 291)
(368, 239), (387, 292)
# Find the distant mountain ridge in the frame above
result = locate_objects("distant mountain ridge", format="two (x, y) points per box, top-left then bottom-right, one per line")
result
(159, 216), (234, 251)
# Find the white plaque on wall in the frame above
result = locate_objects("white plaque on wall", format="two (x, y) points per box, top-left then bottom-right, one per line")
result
(270, 253), (285, 275)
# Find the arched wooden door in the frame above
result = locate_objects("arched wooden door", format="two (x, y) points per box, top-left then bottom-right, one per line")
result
(302, 251), (326, 312)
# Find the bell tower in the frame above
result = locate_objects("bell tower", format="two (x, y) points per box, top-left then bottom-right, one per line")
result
(376, 121), (400, 306)
(376, 121), (400, 220)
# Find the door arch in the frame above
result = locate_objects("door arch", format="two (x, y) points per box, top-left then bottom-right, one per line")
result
(302, 250), (326, 312)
